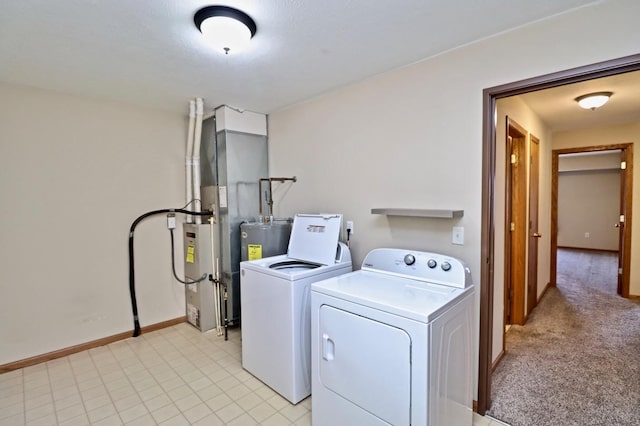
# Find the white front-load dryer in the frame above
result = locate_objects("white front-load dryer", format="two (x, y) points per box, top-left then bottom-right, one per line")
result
(240, 214), (352, 404)
(311, 248), (475, 426)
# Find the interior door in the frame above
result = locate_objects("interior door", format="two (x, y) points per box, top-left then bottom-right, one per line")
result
(505, 118), (528, 326)
(527, 135), (540, 314)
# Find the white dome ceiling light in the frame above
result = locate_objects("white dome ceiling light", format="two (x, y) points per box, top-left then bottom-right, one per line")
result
(194, 6), (257, 54)
(574, 92), (613, 110)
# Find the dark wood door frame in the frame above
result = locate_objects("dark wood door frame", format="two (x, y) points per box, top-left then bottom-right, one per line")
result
(551, 145), (633, 296)
(618, 148), (632, 296)
(478, 53), (640, 415)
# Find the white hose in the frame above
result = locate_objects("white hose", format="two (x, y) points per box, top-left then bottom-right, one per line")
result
(185, 100), (196, 223)
(193, 98), (204, 223)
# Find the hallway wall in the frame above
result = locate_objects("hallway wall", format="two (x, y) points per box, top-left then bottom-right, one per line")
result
(558, 169), (620, 250)
(494, 97), (553, 361)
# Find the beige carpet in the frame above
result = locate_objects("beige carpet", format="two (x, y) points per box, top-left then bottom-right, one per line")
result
(487, 248), (640, 426)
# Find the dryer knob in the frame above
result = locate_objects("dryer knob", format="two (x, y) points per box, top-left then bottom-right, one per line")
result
(404, 254), (416, 265)
(427, 259), (437, 269)
(441, 261), (452, 272)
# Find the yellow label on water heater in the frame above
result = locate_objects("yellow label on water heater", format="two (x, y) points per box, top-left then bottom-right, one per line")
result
(248, 244), (262, 260)
(186, 245), (195, 263)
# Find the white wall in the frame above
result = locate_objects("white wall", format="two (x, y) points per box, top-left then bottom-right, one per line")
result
(0, 83), (187, 365)
(558, 169), (620, 250)
(553, 121), (640, 295)
(267, 0), (640, 397)
(559, 151), (620, 171)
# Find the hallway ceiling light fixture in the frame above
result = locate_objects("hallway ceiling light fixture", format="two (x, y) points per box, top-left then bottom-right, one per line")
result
(574, 92), (613, 110)
(194, 5), (257, 54)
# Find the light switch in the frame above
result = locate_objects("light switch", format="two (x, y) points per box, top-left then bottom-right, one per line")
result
(452, 226), (464, 245)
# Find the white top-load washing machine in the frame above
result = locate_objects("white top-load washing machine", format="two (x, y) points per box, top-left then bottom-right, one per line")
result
(311, 248), (474, 426)
(240, 214), (352, 404)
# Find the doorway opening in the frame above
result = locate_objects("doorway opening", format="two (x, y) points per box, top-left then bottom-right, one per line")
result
(552, 145), (633, 297)
(478, 54), (640, 415)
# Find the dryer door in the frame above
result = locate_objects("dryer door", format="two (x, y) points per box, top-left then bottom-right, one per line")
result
(319, 305), (411, 425)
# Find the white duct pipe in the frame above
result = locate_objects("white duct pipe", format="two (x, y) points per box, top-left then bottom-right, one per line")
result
(185, 100), (196, 223)
(193, 98), (204, 223)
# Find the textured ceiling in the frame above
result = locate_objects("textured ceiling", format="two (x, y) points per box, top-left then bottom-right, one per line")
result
(0, 0), (602, 114)
(518, 70), (640, 132)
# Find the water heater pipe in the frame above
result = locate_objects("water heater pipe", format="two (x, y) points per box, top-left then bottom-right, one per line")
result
(209, 216), (223, 336)
(185, 100), (196, 223)
(259, 177), (297, 217)
(192, 98), (204, 223)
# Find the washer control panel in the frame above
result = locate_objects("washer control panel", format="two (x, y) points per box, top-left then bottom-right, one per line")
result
(361, 248), (472, 288)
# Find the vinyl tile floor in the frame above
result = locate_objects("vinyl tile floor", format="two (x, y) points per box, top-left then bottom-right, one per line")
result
(0, 323), (507, 425)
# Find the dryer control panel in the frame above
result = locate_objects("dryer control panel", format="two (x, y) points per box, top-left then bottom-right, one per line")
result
(361, 248), (472, 288)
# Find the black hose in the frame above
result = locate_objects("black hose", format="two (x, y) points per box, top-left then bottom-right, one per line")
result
(129, 208), (212, 337)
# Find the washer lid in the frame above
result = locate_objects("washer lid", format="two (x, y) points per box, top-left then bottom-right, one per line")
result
(288, 214), (342, 265)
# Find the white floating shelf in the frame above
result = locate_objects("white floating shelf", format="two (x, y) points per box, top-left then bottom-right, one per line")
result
(371, 208), (464, 218)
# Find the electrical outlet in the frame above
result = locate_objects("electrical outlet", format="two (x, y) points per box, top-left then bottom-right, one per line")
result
(452, 226), (464, 245)
(167, 213), (176, 229)
(585, 232), (590, 238)
(346, 220), (354, 235)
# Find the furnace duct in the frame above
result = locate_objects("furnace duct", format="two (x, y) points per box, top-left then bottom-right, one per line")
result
(185, 97), (205, 223)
